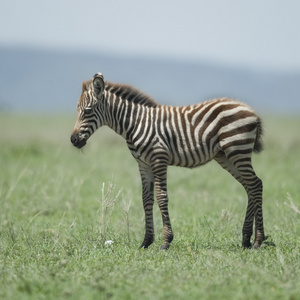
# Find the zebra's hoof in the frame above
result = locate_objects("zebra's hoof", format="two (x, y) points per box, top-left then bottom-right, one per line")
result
(253, 238), (265, 249)
(140, 243), (152, 249)
(160, 243), (170, 250)
(242, 234), (252, 249)
(140, 238), (154, 249)
(252, 234), (267, 249)
(252, 242), (262, 249)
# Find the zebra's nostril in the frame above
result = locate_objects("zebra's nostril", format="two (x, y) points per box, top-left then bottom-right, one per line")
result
(70, 134), (78, 145)
(70, 133), (87, 148)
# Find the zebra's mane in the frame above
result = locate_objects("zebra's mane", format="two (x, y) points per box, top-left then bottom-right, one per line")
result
(105, 81), (158, 108)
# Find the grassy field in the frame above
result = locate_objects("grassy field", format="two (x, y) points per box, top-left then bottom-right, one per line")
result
(1, 113), (300, 300)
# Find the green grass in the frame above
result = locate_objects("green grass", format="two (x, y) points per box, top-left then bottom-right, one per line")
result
(1, 113), (300, 300)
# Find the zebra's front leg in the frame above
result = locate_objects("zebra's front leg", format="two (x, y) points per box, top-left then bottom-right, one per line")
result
(153, 166), (173, 250)
(139, 165), (155, 249)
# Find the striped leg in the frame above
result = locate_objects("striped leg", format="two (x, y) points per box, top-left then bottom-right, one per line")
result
(152, 162), (173, 250)
(214, 152), (265, 248)
(139, 164), (155, 249)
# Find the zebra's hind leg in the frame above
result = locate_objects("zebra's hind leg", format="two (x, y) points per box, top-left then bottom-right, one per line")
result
(139, 165), (155, 249)
(242, 169), (264, 249)
(249, 176), (264, 249)
(235, 159), (264, 249)
(214, 152), (265, 248)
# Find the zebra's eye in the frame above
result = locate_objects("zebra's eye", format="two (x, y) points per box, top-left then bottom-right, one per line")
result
(83, 107), (93, 115)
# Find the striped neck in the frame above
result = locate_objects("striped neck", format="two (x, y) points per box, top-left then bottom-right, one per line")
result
(102, 90), (151, 139)
(102, 83), (158, 138)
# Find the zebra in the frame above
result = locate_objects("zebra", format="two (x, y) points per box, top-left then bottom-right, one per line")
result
(71, 72), (265, 250)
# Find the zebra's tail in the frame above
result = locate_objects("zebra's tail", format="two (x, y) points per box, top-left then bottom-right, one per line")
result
(253, 118), (264, 153)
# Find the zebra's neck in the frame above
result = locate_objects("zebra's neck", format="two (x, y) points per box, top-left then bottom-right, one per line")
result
(103, 90), (154, 139)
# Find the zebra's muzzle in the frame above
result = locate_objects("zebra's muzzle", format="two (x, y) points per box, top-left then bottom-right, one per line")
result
(70, 133), (87, 149)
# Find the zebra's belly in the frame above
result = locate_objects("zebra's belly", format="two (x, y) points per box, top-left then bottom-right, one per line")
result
(167, 143), (218, 168)
(129, 138), (219, 169)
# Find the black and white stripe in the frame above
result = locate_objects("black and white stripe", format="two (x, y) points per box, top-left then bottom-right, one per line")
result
(71, 73), (265, 250)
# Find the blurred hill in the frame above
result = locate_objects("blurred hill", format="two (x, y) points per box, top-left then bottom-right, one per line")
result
(0, 46), (299, 113)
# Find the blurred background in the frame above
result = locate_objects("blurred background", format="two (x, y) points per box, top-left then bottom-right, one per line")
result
(0, 0), (299, 114)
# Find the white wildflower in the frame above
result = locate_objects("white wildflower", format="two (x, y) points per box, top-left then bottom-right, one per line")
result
(105, 240), (114, 246)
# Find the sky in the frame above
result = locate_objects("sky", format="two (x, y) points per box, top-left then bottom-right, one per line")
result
(1, 0), (300, 72)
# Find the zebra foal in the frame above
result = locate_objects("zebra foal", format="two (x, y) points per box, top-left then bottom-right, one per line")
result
(71, 73), (265, 250)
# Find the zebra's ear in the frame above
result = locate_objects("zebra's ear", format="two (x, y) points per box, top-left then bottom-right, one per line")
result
(82, 81), (88, 92)
(93, 73), (105, 98)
